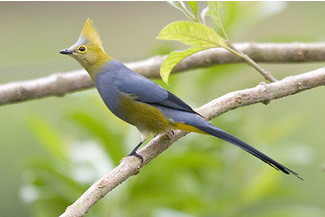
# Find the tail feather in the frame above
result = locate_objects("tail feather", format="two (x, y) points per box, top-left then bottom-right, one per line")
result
(196, 122), (302, 180)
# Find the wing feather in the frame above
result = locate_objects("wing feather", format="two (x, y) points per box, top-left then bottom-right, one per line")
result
(114, 61), (199, 115)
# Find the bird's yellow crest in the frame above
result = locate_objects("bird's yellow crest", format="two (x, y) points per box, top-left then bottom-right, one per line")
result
(60, 18), (111, 79)
(80, 18), (103, 48)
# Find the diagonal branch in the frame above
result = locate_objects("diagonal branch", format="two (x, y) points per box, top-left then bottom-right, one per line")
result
(1, 42), (325, 106)
(60, 67), (325, 217)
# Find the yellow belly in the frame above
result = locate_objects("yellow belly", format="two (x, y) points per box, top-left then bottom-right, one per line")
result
(118, 93), (172, 136)
(118, 93), (208, 139)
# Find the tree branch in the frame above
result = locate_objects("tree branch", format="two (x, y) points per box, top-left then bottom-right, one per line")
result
(1, 42), (325, 106)
(60, 67), (325, 217)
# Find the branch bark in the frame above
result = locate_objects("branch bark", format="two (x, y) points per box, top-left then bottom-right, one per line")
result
(1, 42), (325, 106)
(60, 67), (325, 217)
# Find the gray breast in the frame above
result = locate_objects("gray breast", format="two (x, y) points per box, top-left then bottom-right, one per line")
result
(95, 68), (121, 118)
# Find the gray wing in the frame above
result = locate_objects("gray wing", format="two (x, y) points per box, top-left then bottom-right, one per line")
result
(114, 61), (198, 114)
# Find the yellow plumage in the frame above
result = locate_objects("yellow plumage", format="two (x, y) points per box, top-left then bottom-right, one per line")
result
(174, 123), (208, 135)
(80, 18), (103, 49)
(64, 18), (112, 79)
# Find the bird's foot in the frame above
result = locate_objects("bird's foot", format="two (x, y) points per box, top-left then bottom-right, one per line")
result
(128, 151), (144, 163)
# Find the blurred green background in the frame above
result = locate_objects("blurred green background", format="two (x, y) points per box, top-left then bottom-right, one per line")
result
(1, 2), (325, 217)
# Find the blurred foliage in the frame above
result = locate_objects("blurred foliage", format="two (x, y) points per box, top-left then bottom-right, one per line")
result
(1, 1), (325, 217)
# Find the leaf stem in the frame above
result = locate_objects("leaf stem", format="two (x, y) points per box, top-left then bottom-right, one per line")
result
(179, 5), (197, 22)
(225, 42), (278, 82)
(216, 4), (231, 42)
(213, 2), (277, 82)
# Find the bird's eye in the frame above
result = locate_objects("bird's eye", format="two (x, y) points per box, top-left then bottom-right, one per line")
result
(78, 45), (87, 53)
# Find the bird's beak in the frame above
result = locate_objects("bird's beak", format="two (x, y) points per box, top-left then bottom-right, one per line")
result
(59, 48), (73, 55)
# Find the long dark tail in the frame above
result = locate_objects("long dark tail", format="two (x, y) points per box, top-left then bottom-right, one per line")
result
(195, 121), (302, 180)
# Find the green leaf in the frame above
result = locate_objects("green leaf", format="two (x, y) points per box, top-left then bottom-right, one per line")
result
(160, 46), (212, 84)
(208, 1), (223, 29)
(157, 20), (237, 83)
(187, 1), (198, 22)
(158, 21), (226, 48)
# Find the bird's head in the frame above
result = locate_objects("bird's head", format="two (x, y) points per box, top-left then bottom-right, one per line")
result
(60, 18), (111, 79)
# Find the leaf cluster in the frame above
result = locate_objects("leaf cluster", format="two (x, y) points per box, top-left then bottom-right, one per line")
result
(158, 1), (277, 83)
(158, 1), (237, 84)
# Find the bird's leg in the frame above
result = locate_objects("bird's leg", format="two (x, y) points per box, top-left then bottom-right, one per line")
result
(127, 141), (144, 162)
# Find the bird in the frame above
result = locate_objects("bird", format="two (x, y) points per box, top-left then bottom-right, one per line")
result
(60, 18), (301, 179)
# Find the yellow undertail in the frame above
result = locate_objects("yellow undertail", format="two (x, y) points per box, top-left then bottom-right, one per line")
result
(174, 123), (209, 135)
